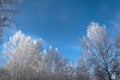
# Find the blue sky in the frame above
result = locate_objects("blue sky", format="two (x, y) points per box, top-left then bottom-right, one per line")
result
(10, 0), (120, 59)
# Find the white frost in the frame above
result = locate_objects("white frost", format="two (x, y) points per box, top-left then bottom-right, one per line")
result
(87, 22), (107, 43)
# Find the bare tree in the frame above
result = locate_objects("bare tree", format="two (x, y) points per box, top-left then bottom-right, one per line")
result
(76, 57), (91, 80)
(41, 46), (75, 80)
(1, 31), (76, 80)
(0, 0), (20, 38)
(2, 31), (42, 80)
(80, 22), (120, 80)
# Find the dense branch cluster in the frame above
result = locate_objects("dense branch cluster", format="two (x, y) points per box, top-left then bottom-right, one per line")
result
(0, 0), (119, 80)
(0, 22), (119, 80)
(0, 0), (20, 37)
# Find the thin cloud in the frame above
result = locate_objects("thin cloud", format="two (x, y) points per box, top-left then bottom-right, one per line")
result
(111, 21), (120, 28)
(64, 44), (81, 51)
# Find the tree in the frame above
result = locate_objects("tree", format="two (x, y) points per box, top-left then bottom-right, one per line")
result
(2, 30), (42, 80)
(76, 57), (91, 80)
(41, 46), (65, 80)
(0, 0), (20, 38)
(1, 30), (76, 80)
(41, 46), (75, 80)
(80, 22), (120, 80)
(0, 68), (11, 80)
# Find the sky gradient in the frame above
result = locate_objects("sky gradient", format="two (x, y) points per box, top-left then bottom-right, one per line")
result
(10, 0), (120, 59)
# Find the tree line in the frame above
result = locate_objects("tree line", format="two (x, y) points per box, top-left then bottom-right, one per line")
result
(0, 22), (120, 80)
(0, 0), (120, 80)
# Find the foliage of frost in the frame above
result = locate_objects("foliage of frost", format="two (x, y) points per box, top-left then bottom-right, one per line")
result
(87, 22), (107, 43)
(3, 30), (41, 65)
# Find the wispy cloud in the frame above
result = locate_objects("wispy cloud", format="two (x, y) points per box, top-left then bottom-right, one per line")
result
(111, 21), (120, 27)
(63, 44), (81, 51)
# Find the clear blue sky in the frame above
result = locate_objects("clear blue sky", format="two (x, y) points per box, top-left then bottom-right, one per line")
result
(14, 0), (120, 59)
